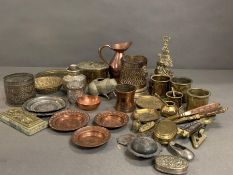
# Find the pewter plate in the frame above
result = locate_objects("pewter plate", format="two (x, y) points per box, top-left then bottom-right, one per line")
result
(23, 96), (66, 113)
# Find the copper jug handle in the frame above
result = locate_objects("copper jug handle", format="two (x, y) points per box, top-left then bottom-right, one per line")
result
(98, 45), (112, 66)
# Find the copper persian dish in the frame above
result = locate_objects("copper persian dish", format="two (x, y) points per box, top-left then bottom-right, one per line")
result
(76, 95), (101, 111)
(35, 76), (63, 94)
(94, 111), (129, 129)
(49, 110), (90, 131)
(71, 126), (111, 148)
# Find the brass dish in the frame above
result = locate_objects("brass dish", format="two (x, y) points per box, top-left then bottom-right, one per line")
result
(35, 76), (62, 94)
(71, 126), (111, 148)
(154, 120), (177, 145)
(136, 95), (164, 110)
(76, 95), (101, 111)
(94, 111), (129, 129)
(132, 109), (160, 122)
(35, 69), (68, 78)
(49, 110), (90, 131)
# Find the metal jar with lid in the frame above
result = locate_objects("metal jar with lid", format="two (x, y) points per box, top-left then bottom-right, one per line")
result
(62, 64), (86, 92)
(77, 61), (109, 83)
(4, 73), (36, 106)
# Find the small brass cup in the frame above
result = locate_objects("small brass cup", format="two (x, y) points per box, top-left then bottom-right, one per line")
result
(115, 84), (136, 112)
(187, 88), (210, 110)
(170, 77), (192, 103)
(166, 91), (183, 108)
(151, 75), (170, 98)
(161, 101), (179, 117)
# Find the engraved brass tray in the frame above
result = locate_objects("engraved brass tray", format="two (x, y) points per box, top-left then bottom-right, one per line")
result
(23, 96), (66, 113)
(71, 126), (111, 148)
(35, 76), (62, 94)
(132, 109), (160, 122)
(49, 110), (89, 131)
(136, 95), (164, 109)
(94, 111), (129, 129)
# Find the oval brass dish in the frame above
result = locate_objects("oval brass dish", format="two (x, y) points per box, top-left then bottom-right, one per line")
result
(71, 126), (111, 148)
(132, 109), (160, 122)
(94, 111), (129, 129)
(136, 95), (164, 110)
(76, 95), (101, 111)
(35, 76), (62, 94)
(49, 110), (90, 131)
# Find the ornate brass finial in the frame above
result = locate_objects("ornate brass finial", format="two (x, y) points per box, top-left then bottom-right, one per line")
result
(154, 36), (174, 77)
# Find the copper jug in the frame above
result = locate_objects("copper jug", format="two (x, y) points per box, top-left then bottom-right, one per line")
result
(98, 41), (132, 81)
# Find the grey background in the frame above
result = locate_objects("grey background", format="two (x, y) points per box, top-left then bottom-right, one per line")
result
(0, 0), (233, 69)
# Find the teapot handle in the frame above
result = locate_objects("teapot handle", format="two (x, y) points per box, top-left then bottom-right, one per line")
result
(98, 45), (112, 66)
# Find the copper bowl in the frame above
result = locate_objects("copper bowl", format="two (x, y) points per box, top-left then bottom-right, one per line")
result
(49, 110), (90, 131)
(94, 111), (129, 129)
(76, 95), (101, 111)
(71, 126), (111, 148)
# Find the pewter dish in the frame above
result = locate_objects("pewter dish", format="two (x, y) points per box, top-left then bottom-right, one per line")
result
(127, 137), (161, 158)
(71, 126), (111, 148)
(94, 111), (129, 129)
(23, 96), (66, 113)
(49, 110), (90, 131)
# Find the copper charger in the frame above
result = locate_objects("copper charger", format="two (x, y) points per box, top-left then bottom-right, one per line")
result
(49, 110), (90, 131)
(71, 126), (111, 148)
(94, 111), (129, 129)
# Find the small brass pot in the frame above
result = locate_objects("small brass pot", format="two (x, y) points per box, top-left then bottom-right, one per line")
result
(166, 91), (183, 108)
(187, 88), (210, 110)
(115, 84), (136, 112)
(161, 101), (179, 117)
(170, 77), (192, 103)
(151, 75), (170, 98)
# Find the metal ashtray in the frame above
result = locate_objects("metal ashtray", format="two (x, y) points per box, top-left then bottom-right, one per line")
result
(132, 109), (160, 122)
(76, 95), (101, 111)
(23, 96), (66, 113)
(94, 111), (129, 129)
(127, 137), (161, 158)
(35, 76), (62, 94)
(136, 95), (164, 110)
(71, 126), (111, 148)
(154, 155), (189, 175)
(49, 110), (90, 131)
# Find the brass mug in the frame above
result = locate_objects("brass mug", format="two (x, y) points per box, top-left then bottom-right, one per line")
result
(187, 88), (210, 110)
(115, 84), (136, 112)
(166, 91), (183, 108)
(170, 77), (192, 103)
(151, 75), (170, 98)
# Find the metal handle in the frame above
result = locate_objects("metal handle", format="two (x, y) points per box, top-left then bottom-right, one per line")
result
(98, 45), (112, 66)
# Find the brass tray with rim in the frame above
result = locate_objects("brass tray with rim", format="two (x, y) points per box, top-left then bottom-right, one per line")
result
(136, 95), (164, 110)
(49, 110), (89, 131)
(71, 126), (111, 148)
(94, 111), (129, 129)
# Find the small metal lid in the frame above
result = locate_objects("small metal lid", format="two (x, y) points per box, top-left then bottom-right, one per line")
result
(154, 120), (177, 144)
(155, 155), (189, 175)
(4, 73), (34, 86)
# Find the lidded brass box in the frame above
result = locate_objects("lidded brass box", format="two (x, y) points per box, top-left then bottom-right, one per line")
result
(154, 120), (177, 144)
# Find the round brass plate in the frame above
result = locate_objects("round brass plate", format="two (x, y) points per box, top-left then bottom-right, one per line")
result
(136, 95), (164, 109)
(95, 111), (129, 129)
(71, 126), (111, 148)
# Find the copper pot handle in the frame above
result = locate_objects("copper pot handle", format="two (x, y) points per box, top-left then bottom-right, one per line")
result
(98, 45), (112, 66)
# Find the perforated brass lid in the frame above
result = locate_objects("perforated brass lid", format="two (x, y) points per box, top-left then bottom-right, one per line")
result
(154, 120), (177, 144)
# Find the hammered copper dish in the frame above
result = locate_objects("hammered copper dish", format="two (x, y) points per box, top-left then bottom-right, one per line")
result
(76, 95), (101, 111)
(35, 76), (62, 94)
(71, 126), (111, 148)
(94, 111), (129, 129)
(49, 110), (90, 131)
